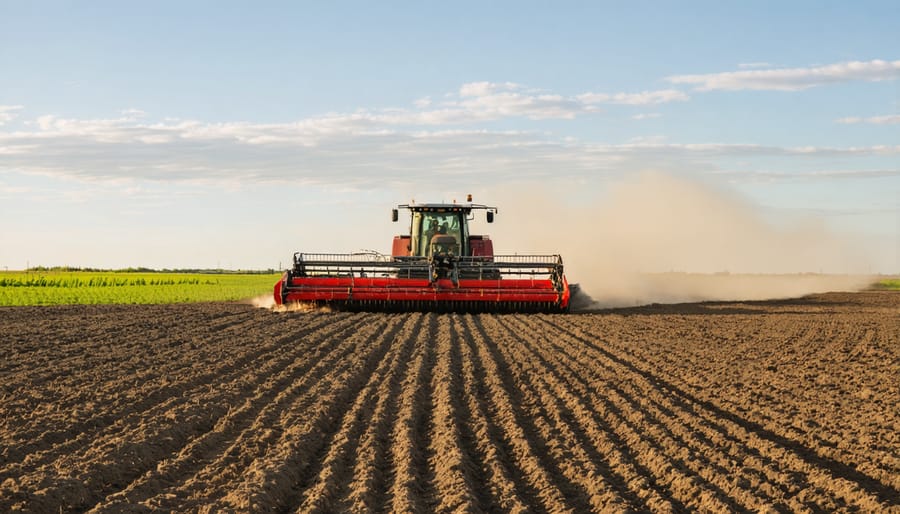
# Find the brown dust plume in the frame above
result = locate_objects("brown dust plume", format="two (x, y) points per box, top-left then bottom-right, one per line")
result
(488, 172), (872, 308)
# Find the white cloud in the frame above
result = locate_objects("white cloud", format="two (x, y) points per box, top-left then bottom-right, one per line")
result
(2, 81), (895, 189)
(433, 82), (688, 121)
(578, 90), (688, 105)
(836, 114), (900, 125)
(457, 90), (586, 120)
(0, 183), (30, 195)
(458, 81), (522, 97)
(243, 82), (685, 127)
(120, 108), (147, 119)
(2, 108), (897, 189)
(667, 59), (900, 91)
(0, 105), (24, 126)
(627, 135), (667, 144)
(632, 112), (662, 120)
(712, 169), (900, 182)
(0, 144), (37, 155)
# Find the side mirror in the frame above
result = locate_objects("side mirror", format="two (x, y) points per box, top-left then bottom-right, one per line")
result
(486, 211), (494, 223)
(391, 209), (398, 222)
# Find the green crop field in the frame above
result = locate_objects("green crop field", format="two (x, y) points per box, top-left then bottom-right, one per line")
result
(872, 278), (900, 290)
(0, 271), (282, 306)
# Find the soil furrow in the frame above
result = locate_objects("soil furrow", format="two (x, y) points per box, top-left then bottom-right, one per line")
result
(467, 314), (578, 513)
(150, 313), (395, 511)
(0, 310), (266, 429)
(489, 314), (681, 513)
(613, 314), (900, 492)
(0, 291), (896, 512)
(507, 314), (782, 512)
(537, 313), (899, 512)
(293, 313), (420, 513)
(387, 312), (438, 513)
(343, 313), (427, 513)
(497, 315), (728, 511)
(0, 306), (254, 387)
(205, 313), (404, 512)
(0, 312), (348, 473)
(423, 314), (484, 513)
(86, 313), (371, 511)
(572, 312), (897, 509)
(498, 314), (683, 512)
(455, 314), (531, 513)
(0, 313), (366, 512)
(535, 314), (845, 512)
(0, 313), (343, 468)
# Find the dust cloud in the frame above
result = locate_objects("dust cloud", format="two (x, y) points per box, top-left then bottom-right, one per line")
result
(272, 302), (332, 313)
(488, 172), (874, 308)
(248, 294), (276, 309)
(248, 294), (333, 313)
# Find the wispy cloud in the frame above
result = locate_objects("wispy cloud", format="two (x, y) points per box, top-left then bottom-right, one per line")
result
(452, 82), (587, 120)
(712, 168), (900, 181)
(2, 108), (897, 189)
(416, 82), (688, 121)
(6, 81), (689, 142)
(120, 108), (147, 120)
(2, 80), (897, 189)
(836, 114), (900, 125)
(577, 90), (688, 105)
(0, 105), (24, 126)
(667, 59), (900, 91)
(0, 181), (31, 196)
(632, 112), (662, 120)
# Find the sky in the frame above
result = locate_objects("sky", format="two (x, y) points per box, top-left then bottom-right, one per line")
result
(1, 1), (898, 273)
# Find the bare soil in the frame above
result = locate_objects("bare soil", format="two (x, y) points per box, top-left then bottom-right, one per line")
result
(1, 292), (898, 512)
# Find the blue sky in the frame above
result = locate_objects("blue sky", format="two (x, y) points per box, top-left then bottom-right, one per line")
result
(1, 1), (898, 272)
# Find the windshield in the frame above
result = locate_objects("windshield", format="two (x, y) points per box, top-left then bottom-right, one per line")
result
(412, 211), (464, 256)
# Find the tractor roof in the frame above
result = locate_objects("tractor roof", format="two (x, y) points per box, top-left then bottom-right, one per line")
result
(399, 203), (496, 213)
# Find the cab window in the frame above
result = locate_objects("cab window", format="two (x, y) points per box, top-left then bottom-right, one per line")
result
(414, 212), (463, 256)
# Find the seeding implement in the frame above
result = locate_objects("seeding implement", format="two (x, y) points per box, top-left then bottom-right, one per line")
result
(274, 197), (570, 312)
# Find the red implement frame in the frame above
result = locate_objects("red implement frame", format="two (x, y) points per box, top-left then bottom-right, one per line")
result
(273, 253), (570, 313)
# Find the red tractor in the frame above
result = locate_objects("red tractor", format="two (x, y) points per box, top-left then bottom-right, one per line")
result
(274, 197), (570, 312)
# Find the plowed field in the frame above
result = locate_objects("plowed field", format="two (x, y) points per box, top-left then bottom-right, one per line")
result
(1, 292), (898, 513)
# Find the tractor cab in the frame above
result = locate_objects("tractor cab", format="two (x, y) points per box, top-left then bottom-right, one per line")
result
(411, 207), (466, 257)
(391, 199), (497, 258)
